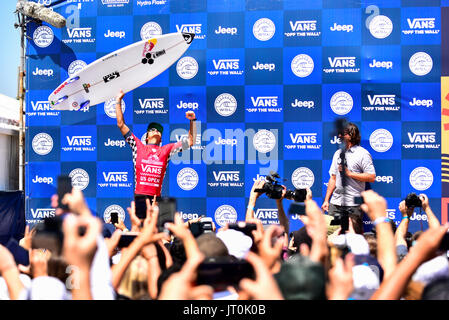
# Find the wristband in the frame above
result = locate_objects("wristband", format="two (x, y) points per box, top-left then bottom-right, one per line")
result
(402, 216), (409, 220)
(373, 217), (390, 227)
(247, 206), (254, 212)
(190, 118), (197, 121)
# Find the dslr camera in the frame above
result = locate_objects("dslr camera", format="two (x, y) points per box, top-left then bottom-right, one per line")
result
(189, 216), (214, 238)
(254, 171), (307, 202)
(405, 193), (422, 208)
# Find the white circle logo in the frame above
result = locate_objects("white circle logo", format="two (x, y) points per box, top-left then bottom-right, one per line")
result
(104, 97), (125, 119)
(409, 167), (433, 191)
(33, 26), (54, 48)
(68, 60), (87, 77)
(140, 22), (162, 40)
(291, 54), (314, 78)
(253, 129), (276, 153)
(32, 133), (53, 155)
(177, 167), (199, 191)
(409, 52), (433, 76)
(214, 93), (237, 117)
(69, 168), (90, 191)
(330, 91), (353, 115)
(103, 205), (126, 224)
(253, 18), (276, 41)
(176, 56), (199, 80)
(369, 15), (393, 39)
(369, 129), (393, 152)
(291, 167), (315, 189)
(214, 205), (238, 227)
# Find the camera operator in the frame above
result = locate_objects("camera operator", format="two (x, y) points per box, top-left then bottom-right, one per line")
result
(321, 122), (376, 218)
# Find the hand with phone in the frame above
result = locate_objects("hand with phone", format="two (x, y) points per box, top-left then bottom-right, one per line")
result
(57, 175), (91, 217)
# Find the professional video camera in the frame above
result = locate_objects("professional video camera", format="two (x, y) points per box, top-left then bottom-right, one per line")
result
(405, 192), (422, 208)
(254, 171), (307, 202)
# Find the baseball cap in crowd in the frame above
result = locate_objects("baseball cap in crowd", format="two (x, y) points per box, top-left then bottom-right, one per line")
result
(331, 233), (370, 255)
(216, 229), (253, 259)
(350, 264), (380, 300)
(147, 122), (163, 134)
(412, 255), (449, 285)
(274, 254), (326, 300)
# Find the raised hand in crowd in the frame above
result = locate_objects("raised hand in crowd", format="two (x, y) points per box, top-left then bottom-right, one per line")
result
(326, 253), (355, 300)
(127, 200), (144, 232)
(62, 214), (102, 300)
(19, 225), (34, 251)
(18, 249), (51, 279)
(395, 200), (414, 248)
(419, 193), (440, 229)
(238, 252), (284, 300)
(361, 190), (397, 279)
(245, 179), (265, 221)
(303, 198), (328, 264)
(256, 225), (284, 272)
(0, 245), (24, 300)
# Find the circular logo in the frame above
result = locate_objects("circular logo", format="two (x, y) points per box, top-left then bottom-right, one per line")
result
(103, 205), (126, 224)
(104, 97), (125, 119)
(214, 205), (238, 228)
(253, 129), (276, 153)
(32, 133), (53, 155)
(140, 22), (162, 40)
(409, 167), (433, 191)
(177, 167), (199, 191)
(291, 54), (314, 78)
(33, 26), (54, 48)
(253, 18), (276, 41)
(291, 167), (315, 189)
(330, 91), (353, 115)
(409, 52), (433, 76)
(69, 168), (90, 191)
(214, 93), (237, 117)
(68, 60), (87, 77)
(176, 56), (199, 80)
(369, 129), (393, 152)
(369, 15), (393, 39)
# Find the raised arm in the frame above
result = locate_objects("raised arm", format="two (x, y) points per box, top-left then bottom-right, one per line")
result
(116, 90), (130, 136)
(185, 111), (197, 147)
(246, 180), (265, 221)
(420, 194), (440, 229)
(395, 200), (413, 248)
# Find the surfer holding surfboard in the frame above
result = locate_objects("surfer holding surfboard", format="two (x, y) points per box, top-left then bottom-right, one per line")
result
(115, 89), (197, 200)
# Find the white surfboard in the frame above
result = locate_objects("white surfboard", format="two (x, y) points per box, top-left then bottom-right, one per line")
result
(48, 32), (195, 111)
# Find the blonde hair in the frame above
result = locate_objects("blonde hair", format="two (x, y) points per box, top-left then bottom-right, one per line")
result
(117, 255), (150, 300)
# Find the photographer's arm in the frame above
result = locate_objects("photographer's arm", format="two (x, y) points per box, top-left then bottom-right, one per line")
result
(361, 190), (397, 280)
(395, 201), (412, 248)
(420, 194), (440, 229)
(186, 111), (197, 147)
(276, 187), (289, 235)
(246, 180), (265, 221)
(115, 90), (130, 136)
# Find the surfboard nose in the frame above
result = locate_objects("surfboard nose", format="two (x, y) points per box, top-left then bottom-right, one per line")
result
(182, 33), (195, 45)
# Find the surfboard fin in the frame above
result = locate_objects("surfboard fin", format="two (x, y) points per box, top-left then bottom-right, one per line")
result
(182, 32), (195, 45)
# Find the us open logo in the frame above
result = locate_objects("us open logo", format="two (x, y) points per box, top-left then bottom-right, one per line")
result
(214, 93), (237, 117)
(253, 18), (275, 41)
(32, 133), (54, 155)
(253, 129), (276, 153)
(176, 56), (199, 80)
(330, 91), (353, 115)
(214, 205), (238, 227)
(177, 167), (199, 191)
(140, 22), (162, 40)
(291, 54), (314, 78)
(409, 167), (433, 191)
(104, 97), (125, 119)
(369, 129), (393, 152)
(69, 168), (90, 191)
(33, 26), (54, 48)
(68, 60), (87, 77)
(103, 205), (126, 224)
(409, 52), (433, 76)
(369, 15), (393, 39)
(291, 167), (315, 189)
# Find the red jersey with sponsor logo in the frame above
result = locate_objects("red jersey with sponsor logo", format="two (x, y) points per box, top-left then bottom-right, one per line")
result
(124, 131), (189, 196)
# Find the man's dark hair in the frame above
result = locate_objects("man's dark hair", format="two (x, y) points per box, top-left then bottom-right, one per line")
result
(344, 122), (361, 146)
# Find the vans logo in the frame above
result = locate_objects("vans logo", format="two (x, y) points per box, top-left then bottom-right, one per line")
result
(31, 101), (52, 111)
(290, 133), (317, 144)
(407, 18), (435, 29)
(328, 57), (356, 68)
(289, 20), (317, 32)
(212, 59), (240, 70)
(212, 171), (240, 182)
(67, 27), (92, 38)
(67, 136), (92, 146)
(251, 96), (278, 107)
(408, 132), (436, 143)
(103, 172), (128, 182)
(139, 98), (164, 109)
(31, 208), (56, 219)
(367, 94), (396, 106)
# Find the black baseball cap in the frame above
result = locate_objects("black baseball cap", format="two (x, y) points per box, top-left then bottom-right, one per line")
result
(147, 122), (163, 134)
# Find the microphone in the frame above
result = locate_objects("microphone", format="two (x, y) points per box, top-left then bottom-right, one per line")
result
(16, 0), (66, 28)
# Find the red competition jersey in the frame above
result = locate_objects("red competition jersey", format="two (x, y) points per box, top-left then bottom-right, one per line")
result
(124, 131), (189, 196)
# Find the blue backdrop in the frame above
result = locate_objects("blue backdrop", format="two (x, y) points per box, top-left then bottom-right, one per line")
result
(25, 0), (444, 234)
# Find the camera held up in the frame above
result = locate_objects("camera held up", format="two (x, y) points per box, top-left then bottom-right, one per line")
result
(254, 171), (307, 202)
